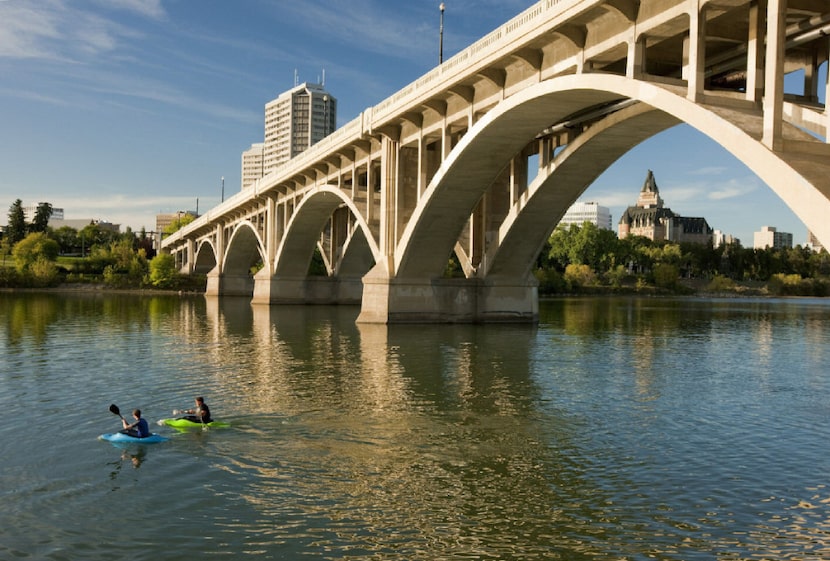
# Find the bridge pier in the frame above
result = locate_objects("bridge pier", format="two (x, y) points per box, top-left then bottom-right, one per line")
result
(357, 266), (538, 324)
(205, 271), (255, 297)
(251, 273), (363, 305)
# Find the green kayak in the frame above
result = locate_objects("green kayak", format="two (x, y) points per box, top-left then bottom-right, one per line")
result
(160, 418), (230, 429)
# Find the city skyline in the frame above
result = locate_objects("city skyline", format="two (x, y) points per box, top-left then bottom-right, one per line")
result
(0, 0), (823, 244)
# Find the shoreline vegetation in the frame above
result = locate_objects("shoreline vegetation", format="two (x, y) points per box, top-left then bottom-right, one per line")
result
(0, 277), (822, 300)
(2, 201), (828, 299)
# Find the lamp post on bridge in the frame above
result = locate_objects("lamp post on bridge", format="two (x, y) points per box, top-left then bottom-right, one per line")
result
(439, 3), (445, 64)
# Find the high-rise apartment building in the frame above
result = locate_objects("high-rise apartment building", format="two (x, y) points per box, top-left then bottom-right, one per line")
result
(558, 201), (612, 230)
(263, 82), (336, 176)
(241, 143), (265, 190)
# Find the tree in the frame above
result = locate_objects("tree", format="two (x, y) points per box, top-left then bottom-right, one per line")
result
(6, 199), (27, 245)
(30, 202), (53, 233)
(136, 227), (156, 259)
(163, 213), (196, 235)
(51, 226), (80, 255)
(12, 232), (59, 273)
(78, 222), (119, 255)
(148, 252), (178, 288)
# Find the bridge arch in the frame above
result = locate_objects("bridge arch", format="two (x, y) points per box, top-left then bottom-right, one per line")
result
(274, 185), (380, 278)
(482, 102), (680, 280)
(193, 239), (218, 275)
(251, 185), (379, 305)
(396, 73), (830, 282)
(216, 221), (266, 297)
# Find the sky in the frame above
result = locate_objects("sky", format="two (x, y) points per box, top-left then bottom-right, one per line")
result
(0, 0), (823, 245)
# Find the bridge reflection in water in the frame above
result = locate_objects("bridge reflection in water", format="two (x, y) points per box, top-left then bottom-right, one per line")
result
(2, 292), (830, 558)
(194, 295), (830, 559)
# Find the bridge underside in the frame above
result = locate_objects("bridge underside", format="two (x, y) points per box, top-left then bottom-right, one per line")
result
(166, 0), (830, 323)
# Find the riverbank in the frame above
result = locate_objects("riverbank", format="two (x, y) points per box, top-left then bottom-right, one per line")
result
(1, 279), (805, 299)
(0, 283), (204, 296)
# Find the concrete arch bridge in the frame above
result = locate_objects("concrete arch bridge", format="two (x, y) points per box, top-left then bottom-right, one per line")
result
(162, 0), (830, 323)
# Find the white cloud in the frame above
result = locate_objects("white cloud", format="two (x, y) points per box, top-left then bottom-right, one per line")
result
(96, 0), (165, 20)
(689, 166), (728, 176)
(0, 1), (64, 59)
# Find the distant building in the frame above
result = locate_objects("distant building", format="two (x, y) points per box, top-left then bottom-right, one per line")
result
(713, 229), (740, 248)
(753, 226), (793, 250)
(618, 170), (713, 244)
(263, 82), (337, 176)
(241, 143), (265, 190)
(156, 211), (198, 235)
(49, 218), (120, 233)
(24, 204), (64, 221)
(240, 82), (337, 190)
(558, 201), (612, 230)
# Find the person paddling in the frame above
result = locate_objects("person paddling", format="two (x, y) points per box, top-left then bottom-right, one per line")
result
(179, 396), (212, 424)
(120, 409), (150, 438)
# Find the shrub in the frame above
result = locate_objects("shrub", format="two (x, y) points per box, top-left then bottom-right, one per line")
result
(653, 263), (679, 289)
(534, 268), (568, 294)
(564, 264), (596, 289)
(13, 232), (59, 273)
(707, 274), (735, 292)
(27, 258), (60, 287)
(148, 253), (179, 289)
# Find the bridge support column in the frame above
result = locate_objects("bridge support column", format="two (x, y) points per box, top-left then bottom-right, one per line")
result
(252, 272), (363, 305)
(205, 270), (255, 297)
(357, 265), (538, 324)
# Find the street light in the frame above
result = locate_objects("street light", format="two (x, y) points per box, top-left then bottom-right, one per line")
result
(439, 3), (445, 64)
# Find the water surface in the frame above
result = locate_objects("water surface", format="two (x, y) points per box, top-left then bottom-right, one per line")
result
(1, 293), (829, 560)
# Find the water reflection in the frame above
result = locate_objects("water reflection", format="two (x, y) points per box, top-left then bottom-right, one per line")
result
(2, 293), (830, 559)
(187, 300), (660, 558)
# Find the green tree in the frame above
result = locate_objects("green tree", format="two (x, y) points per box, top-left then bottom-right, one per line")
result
(12, 232), (59, 273)
(653, 263), (680, 289)
(163, 213), (196, 235)
(6, 199), (27, 245)
(30, 202), (53, 233)
(563, 263), (596, 288)
(78, 222), (119, 256)
(148, 252), (178, 288)
(51, 226), (80, 255)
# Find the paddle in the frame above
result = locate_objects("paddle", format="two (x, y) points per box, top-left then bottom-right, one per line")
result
(109, 403), (125, 421)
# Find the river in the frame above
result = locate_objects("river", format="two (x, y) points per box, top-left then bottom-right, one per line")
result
(1, 292), (829, 560)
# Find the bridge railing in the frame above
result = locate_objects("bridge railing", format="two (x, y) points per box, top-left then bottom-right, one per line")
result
(369, 0), (587, 125)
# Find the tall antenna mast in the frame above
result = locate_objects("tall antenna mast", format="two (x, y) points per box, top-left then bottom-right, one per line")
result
(322, 68), (326, 87)
(294, 68), (299, 87)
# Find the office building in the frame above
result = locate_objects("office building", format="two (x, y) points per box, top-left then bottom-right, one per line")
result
(753, 226), (793, 250)
(558, 201), (612, 230)
(24, 204), (64, 221)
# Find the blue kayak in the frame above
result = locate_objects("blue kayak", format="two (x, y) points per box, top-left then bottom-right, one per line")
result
(99, 432), (169, 444)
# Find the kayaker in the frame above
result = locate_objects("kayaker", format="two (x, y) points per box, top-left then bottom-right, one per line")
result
(120, 409), (150, 438)
(179, 396), (212, 424)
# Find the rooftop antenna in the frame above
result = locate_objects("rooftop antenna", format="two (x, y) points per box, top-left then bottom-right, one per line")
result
(322, 68), (326, 87)
(294, 68), (299, 87)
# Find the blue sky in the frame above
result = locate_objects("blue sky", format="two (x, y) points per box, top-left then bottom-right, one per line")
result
(0, 0), (821, 245)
